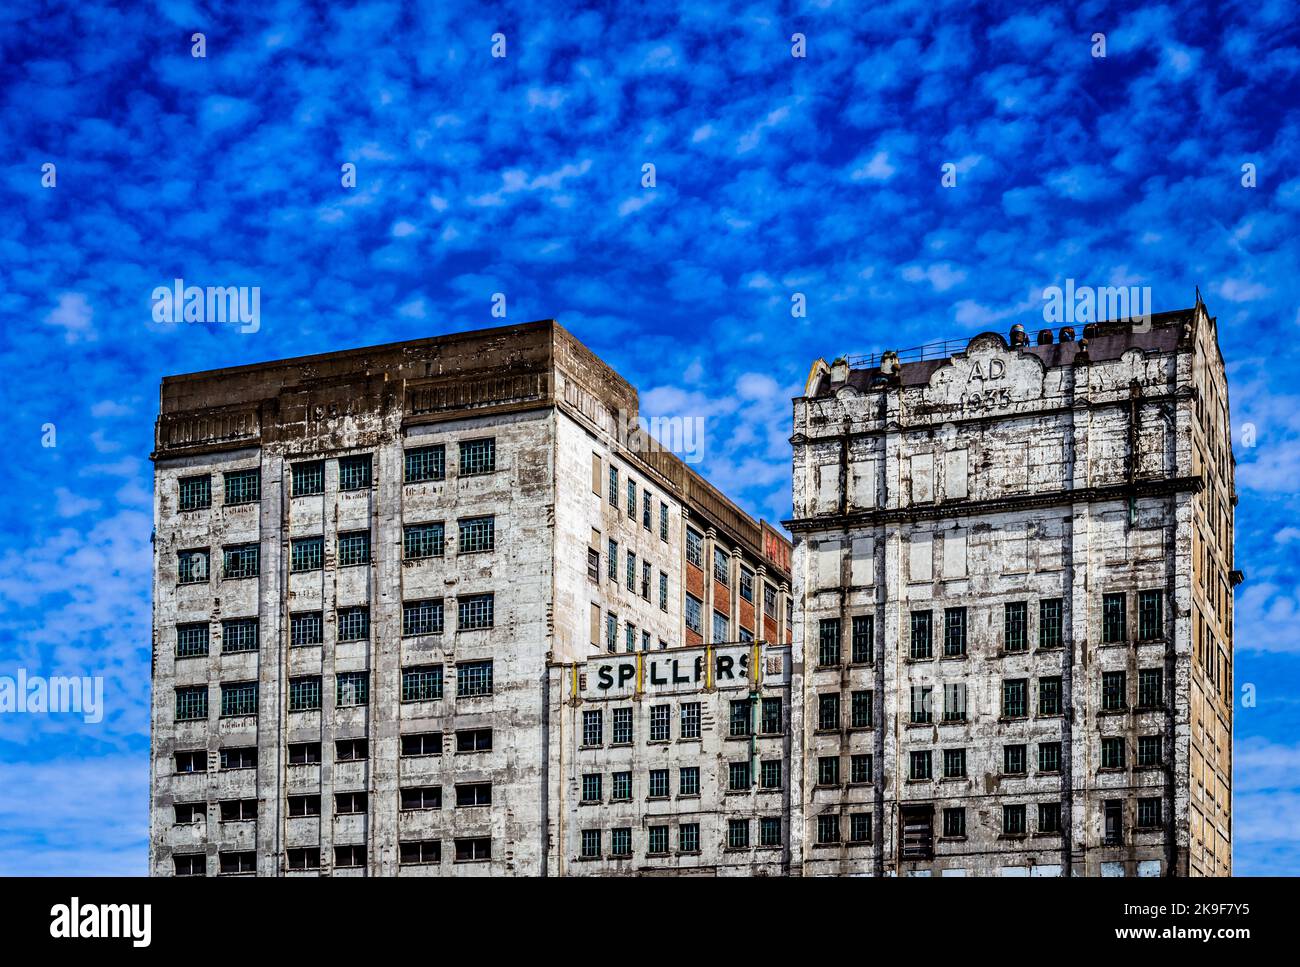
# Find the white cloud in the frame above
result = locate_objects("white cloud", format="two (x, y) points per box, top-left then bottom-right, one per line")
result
(44, 292), (94, 343)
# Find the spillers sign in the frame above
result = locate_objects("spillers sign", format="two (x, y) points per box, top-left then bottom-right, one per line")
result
(927, 334), (1045, 417)
(585, 644), (756, 698)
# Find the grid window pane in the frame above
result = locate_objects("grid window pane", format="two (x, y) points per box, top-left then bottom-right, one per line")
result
(582, 710), (603, 746)
(680, 824), (699, 852)
(612, 771), (631, 800)
(851, 813), (873, 843)
(222, 544), (259, 579)
(1102, 671), (1127, 710)
(612, 707), (633, 743)
(943, 683), (965, 722)
(910, 685), (932, 724)
(338, 455), (372, 491)
(1138, 589), (1164, 640)
(177, 549), (209, 584)
(817, 815), (840, 845)
(1002, 679), (1027, 718)
(910, 611), (933, 659)
(1039, 741), (1062, 773)
(1039, 598), (1063, 649)
(457, 660), (493, 697)
(680, 767), (700, 796)
(760, 817), (782, 847)
(818, 618), (841, 666)
(403, 599), (444, 636)
(176, 623), (209, 658)
(175, 686), (208, 720)
(221, 618), (258, 654)
(730, 699), (752, 737)
(459, 438), (496, 476)
(336, 672), (368, 707)
(1039, 676), (1062, 715)
(649, 769), (669, 798)
(650, 705), (670, 741)
(680, 703), (701, 739)
(943, 607), (966, 657)
(648, 826), (669, 854)
(458, 594), (494, 630)
(761, 760), (782, 789)
(404, 522), (445, 559)
(402, 666), (443, 702)
(290, 611), (323, 646)
(686, 529), (703, 567)
(291, 536), (323, 572)
(404, 445), (446, 483)
(1103, 593), (1127, 643)
(728, 819), (750, 849)
(291, 461), (324, 497)
(178, 475), (211, 511)
(611, 828), (631, 857)
(458, 516), (495, 553)
(685, 595), (702, 634)
(1004, 601), (1028, 652)
(288, 677), (321, 711)
(224, 470), (260, 505)
(761, 697), (783, 734)
(337, 531), (370, 567)
(337, 607), (369, 641)
(220, 683), (257, 717)
(1138, 668), (1163, 707)
(851, 615), (874, 663)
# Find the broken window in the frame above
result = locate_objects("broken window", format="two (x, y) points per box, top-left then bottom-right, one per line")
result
(176, 623), (209, 658)
(851, 615), (874, 663)
(1004, 601), (1028, 652)
(942, 808), (965, 838)
(457, 594), (494, 630)
(625, 621), (636, 653)
(731, 699), (753, 736)
(334, 845), (366, 868)
(174, 802), (204, 825)
(335, 791), (368, 814)
(686, 528), (703, 568)
(626, 478), (637, 518)
(659, 571), (668, 611)
(173, 854), (205, 877)
(1039, 598), (1063, 649)
(178, 475), (211, 511)
(290, 536), (324, 572)
(220, 682), (257, 717)
(336, 672), (368, 707)
(338, 455), (372, 491)
(763, 583), (777, 619)
(587, 547), (599, 582)
(641, 562), (651, 600)
(400, 787), (442, 811)
(458, 438), (495, 476)
(740, 566), (754, 603)
(1003, 744), (1027, 775)
(288, 677), (320, 711)
(337, 531), (370, 567)
(287, 848), (321, 871)
(404, 445), (445, 483)
(291, 461), (324, 497)
(1137, 796), (1162, 828)
(291, 610), (323, 646)
(908, 750), (931, 780)
(401, 666), (443, 702)
(910, 685), (932, 724)
(900, 806), (933, 859)
(219, 747), (256, 770)
(456, 729), (491, 753)
(287, 794), (321, 817)
(458, 515), (495, 553)
(404, 522), (445, 559)
(942, 683), (965, 722)
(713, 548), (729, 585)
(222, 543), (259, 579)
(221, 618), (258, 654)
(910, 610), (933, 660)
(289, 742), (322, 764)
(219, 851), (257, 874)
(680, 703), (700, 739)
(1038, 802), (1062, 834)
(660, 501), (669, 542)
(712, 610), (729, 642)
(174, 750), (207, 773)
(818, 618), (841, 666)
(219, 799), (257, 822)
(402, 598), (444, 637)
(177, 548), (209, 584)
(1101, 737), (1126, 770)
(1104, 800), (1124, 844)
(400, 732), (442, 757)
(642, 491), (652, 530)
(761, 697), (783, 734)
(685, 594), (703, 634)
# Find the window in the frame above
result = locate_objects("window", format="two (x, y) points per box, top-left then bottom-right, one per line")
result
(680, 703), (701, 739)
(1137, 797), (1163, 828)
(685, 595), (703, 634)
(943, 807), (966, 838)
(607, 464), (620, 510)
(401, 732), (443, 757)
(174, 750), (207, 773)
(334, 845), (367, 868)
(650, 705), (670, 741)
(219, 851), (257, 875)
(764, 584), (777, 619)
(605, 612), (617, 653)
(175, 686), (207, 721)
(290, 536), (323, 572)
(712, 611), (729, 642)
(1138, 589), (1164, 640)
(640, 562), (650, 600)
(1101, 737), (1126, 769)
(178, 475), (211, 511)
(1102, 671), (1127, 711)
(818, 618), (841, 666)
(457, 593), (494, 630)
(221, 618), (258, 654)
(222, 543), (259, 579)
(404, 445), (445, 483)
(1039, 741), (1062, 773)
(740, 566), (754, 603)
(680, 766), (700, 796)
(338, 455), (371, 491)
(337, 531), (370, 567)
(713, 548), (729, 585)
(909, 750), (932, 780)
(1003, 804), (1027, 836)
(686, 528), (703, 568)
(173, 854), (206, 877)
(1104, 800), (1124, 844)
(625, 621), (635, 653)
(336, 672), (368, 707)
(335, 738), (366, 764)
(581, 829), (600, 859)
(1103, 592), (1127, 643)
(287, 794), (321, 817)
(1004, 601), (1027, 652)
(1039, 598), (1063, 649)
(402, 666), (443, 702)
(176, 623), (209, 658)
(581, 774), (602, 803)
(729, 762), (751, 791)
(818, 755), (840, 786)
(177, 548), (209, 584)
(850, 813), (873, 843)
(1003, 744), (1027, 775)
(455, 783), (492, 807)
(1002, 679), (1027, 718)
(456, 729), (492, 753)
(587, 547), (599, 582)
(1137, 735), (1162, 767)
(174, 803), (204, 825)
(457, 660), (493, 697)
(223, 469), (260, 505)
(943, 748), (967, 779)
(288, 677), (321, 711)
(337, 606), (369, 641)
(680, 824), (700, 853)
(642, 491), (652, 530)
(943, 607), (966, 657)
(850, 753), (872, 784)
(1138, 668), (1163, 708)
(942, 683), (965, 722)
(219, 799), (257, 822)
(910, 685), (932, 724)
(910, 611), (933, 659)
(399, 841), (442, 866)
(816, 815), (840, 845)
(220, 747), (256, 770)
(291, 461), (324, 497)
(611, 828), (632, 857)
(459, 438), (496, 476)
(817, 693), (840, 731)
(649, 768), (670, 798)
(287, 848), (321, 871)
(612, 707), (633, 744)
(761, 697), (783, 734)
(761, 759), (782, 789)
(1038, 802), (1062, 834)
(289, 742), (322, 764)
(611, 771), (632, 801)
(659, 501), (669, 541)
(1039, 676), (1062, 716)
(851, 615), (874, 663)
(290, 611), (323, 646)
(582, 709), (603, 746)
(760, 817), (783, 847)
(220, 682), (257, 717)
(728, 819), (750, 849)
(648, 826), (669, 855)
(404, 522), (445, 559)
(626, 479), (637, 518)
(730, 699), (753, 737)
(659, 572), (668, 611)
(402, 598), (444, 636)
(459, 516), (495, 553)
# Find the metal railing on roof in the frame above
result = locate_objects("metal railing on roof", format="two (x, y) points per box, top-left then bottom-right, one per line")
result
(844, 338), (975, 369)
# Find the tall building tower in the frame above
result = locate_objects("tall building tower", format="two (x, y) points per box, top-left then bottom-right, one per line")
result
(149, 320), (791, 877)
(786, 298), (1239, 877)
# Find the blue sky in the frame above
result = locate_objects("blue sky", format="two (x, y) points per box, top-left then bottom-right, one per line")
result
(1, 0), (1298, 875)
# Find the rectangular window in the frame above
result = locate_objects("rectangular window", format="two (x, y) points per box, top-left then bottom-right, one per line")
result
(607, 539), (618, 583)
(177, 548), (209, 584)
(685, 594), (703, 634)
(455, 783), (492, 807)
(1039, 676), (1062, 716)
(640, 562), (650, 600)
(1105, 801), (1124, 845)
(337, 606), (369, 642)
(659, 501), (669, 541)
(334, 845), (367, 868)
(609, 465), (619, 508)
(221, 618), (258, 654)
(1138, 589), (1164, 640)
(335, 740), (365, 761)
(218, 797), (257, 820)
(1004, 601), (1028, 652)
(730, 699), (753, 737)
(1103, 592), (1127, 643)
(338, 454), (371, 491)
(290, 536), (324, 572)
(686, 529), (703, 568)
(174, 750), (207, 773)
(457, 593), (494, 630)
(1101, 737), (1126, 769)
(587, 547), (599, 583)
(817, 815), (841, 845)
(612, 707), (633, 744)
(764, 584), (777, 619)
(453, 838), (491, 862)
(458, 516), (495, 553)
(287, 794), (321, 817)
(1136, 796), (1162, 828)
(626, 479), (636, 518)
(400, 732), (443, 757)
(851, 615), (874, 663)
(818, 756), (840, 786)
(220, 682), (257, 717)
(290, 611), (323, 646)
(760, 759), (782, 789)
(712, 611), (729, 642)
(174, 803), (205, 825)
(850, 753), (872, 784)
(173, 854), (206, 877)
(1038, 802), (1062, 834)
(178, 475), (211, 511)
(399, 841), (442, 866)
(761, 697), (783, 734)
(1137, 735), (1163, 767)
(650, 705), (670, 741)
(713, 548), (729, 585)
(582, 709), (603, 746)
(817, 693), (840, 731)
(456, 729), (492, 753)
(402, 598), (444, 636)
(648, 826), (669, 855)
(728, 819), (750, 849)
(760, 817), (783, 847)
(649, 768), (670, 798)
(659, 572), (668, 611)
(1138, 668), (1163, 707)
(679, 766), (701, 796)
(1003, 744), (1027, 775)
(642, 491), (652, 529)
(175, 686), (208, 721)
(1039, 598), (1063, 649)
(1039, 741), (1062, 773)
(680, 824), (700, 853)
(625, 621), (636, 654)
(851, 813), (873, 843)
(910, 685), (932, 724)
(337, 531), (370, 567)
(222, 544), (259, 579)
(336, 672), (368, 707)
(740, 566), (754, 603)
(612, 771), (632, 801)
(291, 461), (324, 497)
(581, 773), (602, 803)
(335, 791), (368, 815)
(287, 848), (321, 871)
(611, 828), (632, 857)
(943, 807), (966, 839)
(606, 612), (617, 653)
(1003, 804), (1027, 836)
(680, 703), (701, 739)
(818, 618), (841, 666)
(401, 666), (443, 702)
(1102, 670), (1127, 711)
(223, 469), (260, 505)
(404, 445), (445, 483)
(1002, 679), (1027, 718)
(404, 522), (445, 559)
(176, 623), (209, 658)
(910, 611), (933, 659)
(459, 438), (496, 476)
(943, 682), (966, 722)
(625, 551), (636, 592)
(943, 607), (967, 657)
(943, 748), (967, 779)
(457, 660), (493, 697)
(288, 676), (321, 711)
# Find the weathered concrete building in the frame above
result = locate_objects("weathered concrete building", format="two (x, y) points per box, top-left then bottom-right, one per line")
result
(148, 319), (792, 877)
(786, 299), (1238, 876)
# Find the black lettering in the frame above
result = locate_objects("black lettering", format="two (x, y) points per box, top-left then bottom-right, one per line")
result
(617, 663), (636, 688)
(717, 655), (735, 680)
(672, 660), (690, 684)
(650, 661), (667, 685)
(597, 666), (613, 690)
